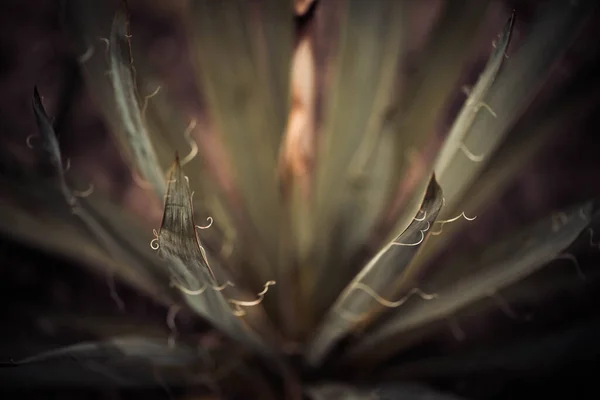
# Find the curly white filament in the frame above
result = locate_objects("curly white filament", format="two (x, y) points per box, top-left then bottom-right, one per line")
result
(337, 284), (437, 322)
(459, 143), (485, 162)
(150, 229), (160, 250)
(430, 212), (477, 236)
(195, 217), (213, 230)
(230, 281), (276, 316)
(392, 221), (430, 246)
(414, 209), (427, 222)
(180, 120), (199, 167)
(475, 102), (497, 118)
(392, 231), (424, 247)
(172, 280), (235, 296)
(353, 283), (437, 308)
(141, 85), (162, 119)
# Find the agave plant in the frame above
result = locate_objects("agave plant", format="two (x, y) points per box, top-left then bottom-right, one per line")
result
(1, 0), (600, 398)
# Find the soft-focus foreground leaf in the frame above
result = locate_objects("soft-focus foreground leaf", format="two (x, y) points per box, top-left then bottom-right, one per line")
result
(1, 91), (175, 305)
(306, 179), (443, 365)
(435, 0), (596, 212)
(32, 87), (75, 205)
(307, 0), (491, 334)
(1, 336), (219, 388)
(307, 383), (463, 400)
(107, 6), (165, 196)
(0, 180), (176, 307)
(345, 201), (597, 367)
(63, 1), (167, 197)
(187, 0), (293, 292)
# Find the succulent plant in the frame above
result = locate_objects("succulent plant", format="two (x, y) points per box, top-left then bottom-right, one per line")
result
(1, 0), (600, 399)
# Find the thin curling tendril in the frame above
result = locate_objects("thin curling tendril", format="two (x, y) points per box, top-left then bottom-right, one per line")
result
(337, 283), (437, 322)
(72, 183), (95, 198)
(180, 119), (199, 167)
(459, 143), (485, 162)
(430, 212), (477, 235)
(195, 217), (213, 230)
(414, 209), (427, 221)
(172, 280), (235, 296)
(150, 229), (160, 250)
(230, 281), (276, 317)
(392, 221), (430, 246)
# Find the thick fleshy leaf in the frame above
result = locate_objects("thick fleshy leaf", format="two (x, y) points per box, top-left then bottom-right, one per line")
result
(32, 87), (74, 205)
(306, 179), (443, 365)
(414, 33), (600, 268)
(64, 1), (237, 262)
(306, 0), (491, 333)
(157, 155), (216, 291)
(156, 157), (281, 358)
(433, 10), (514, 181)
(345, 201), (597, 367)
(107, 6), (166, 197)
(187, 0), (293, 290)
(62, 1), (170, 197)
(378, 214), (600, 381)
(435, 0), (596, 212)
(1, 90), (175, 305)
